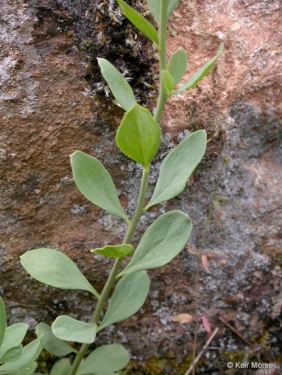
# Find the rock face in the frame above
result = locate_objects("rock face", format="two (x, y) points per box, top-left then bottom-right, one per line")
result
(0, 0), (281, 373)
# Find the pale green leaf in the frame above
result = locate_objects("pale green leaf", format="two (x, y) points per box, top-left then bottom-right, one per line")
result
(117, 0), (158, 45)
(212, 200), (221, 212)
(145, 130), (207, 209)
(0, 345), (22, 364)
(71, 151), (129, 224)
(97, 58), (136, 111)
(116, 104), (160, 169)
(0, 298), (6, 349)
(12, 362), (37, 375)
(98, 271), (150, 331)
(118, 211), (192, 276)
(161, 70), (175, 92)
(90, 244), (133, 258)
(0, 336), (42, 374)
(168, 47), (187, 85)
(50, 358), (71, 375)
(52, 316), (97, 344)
(77, 344), (129, 375)
(0, 323), (28, 359)
(36, 323), (77, 357)
(171, 44), (224, 94)
(147, 0), (181, 23)
(20, 248), (99, 298)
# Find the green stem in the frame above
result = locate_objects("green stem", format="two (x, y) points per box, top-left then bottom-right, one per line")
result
(154, 0), (168, 123)
(67, 168), (149, 375)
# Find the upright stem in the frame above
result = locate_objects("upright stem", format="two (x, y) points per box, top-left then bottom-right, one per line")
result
(67, 169), (149, 375)
(154, 0), (168, 123)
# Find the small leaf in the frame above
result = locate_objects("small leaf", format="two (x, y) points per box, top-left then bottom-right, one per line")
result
(216, 195), (229, 201)
(147, 0), (181, 23)
(50, 358), (71, 375)
(0, 323), (28, 359)
(168, 47), (187, 85)
(201, 255), (210, 273)
(71, 151), (129, 224)
(116, 104), (161, 169)
(52, 316), (97, 344)
(161, 70), (175, 92)
(172, 44), (224, 95)
(97, 58), (136, 111)
(98, 271), (150, 331)
(21, 249), (99, 298)
(118, 211), (192, 276)
(212, 200), (221, 212)
(91, 244), (133, 258)
(0, 345), (22, 364)
(117, 0), (158, 45)
(145, 130), (207, 209)
(0, 336), (43, 374)
(36, 323), (77, 357)
(201, 315), (211, 335)
(77, 344), (129, 375)
(0, 298), (6, 349)
(171, 314), (194, 323)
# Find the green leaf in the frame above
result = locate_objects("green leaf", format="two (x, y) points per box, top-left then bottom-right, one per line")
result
(77, 344), (129, 375)
(161, 70), (175, 92)
(0, 323), (28, 359)
(171, 44), (224, 94)
(50, 359), (71, 375)
(71, 151), (129, 224)
(12, 362), (37, 375)
(118, 211), (192, 276)
(116, 104), (161, 169)
(98, 271), (150, 331)
(0, 336), (43, 374)
(97, 58), (136, 111)
(36, 323), (77, 357)
(147, 0), (181, 23)
(168, 47), (187, 85)
(90, 244), (133, 258)
(0, 345), (22, 364)
(20, 248), (99, 298)
(52, 316), (97, 344)
(0, 298), (6, 349)
(145, 130), (207, 209)
(117, 0), (158, 45)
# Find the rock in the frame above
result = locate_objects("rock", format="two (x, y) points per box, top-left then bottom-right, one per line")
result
(0, 0), (281, 373)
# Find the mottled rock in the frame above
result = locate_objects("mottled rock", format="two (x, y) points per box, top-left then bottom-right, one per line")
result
(0, 0), (281, 373)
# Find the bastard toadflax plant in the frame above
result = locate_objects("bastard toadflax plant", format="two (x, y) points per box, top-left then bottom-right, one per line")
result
(0, 0), (223, 374)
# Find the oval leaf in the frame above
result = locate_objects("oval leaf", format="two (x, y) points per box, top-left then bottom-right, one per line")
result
(11, 362), (37, 375)
(90, 244), (133, 258)
(0, 323), (28, 359)
(147, 0), (181, 23)
(98, 271), (150, 331)
(98, 58), (136, 111)
(161, 70), (175, 92)
(71, 151), (129, 223)
(118, 211), (192, 276)
(0, 346), (22, 364)
(0, 298), (6, 349)
(77, 344), (129, 375)
(168, 47), (187, 85)
(50, 359), (71, 375)
(0, 336), (43, 374)
(36, 323), (77, 357)
(145, 130), (207, 209)
(20, 248), (99, 298)
(172, 44), (224, 94)
(117, 0), (158, 45)
(116, 104), (161, 169)
(52, 316), (97, 344)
